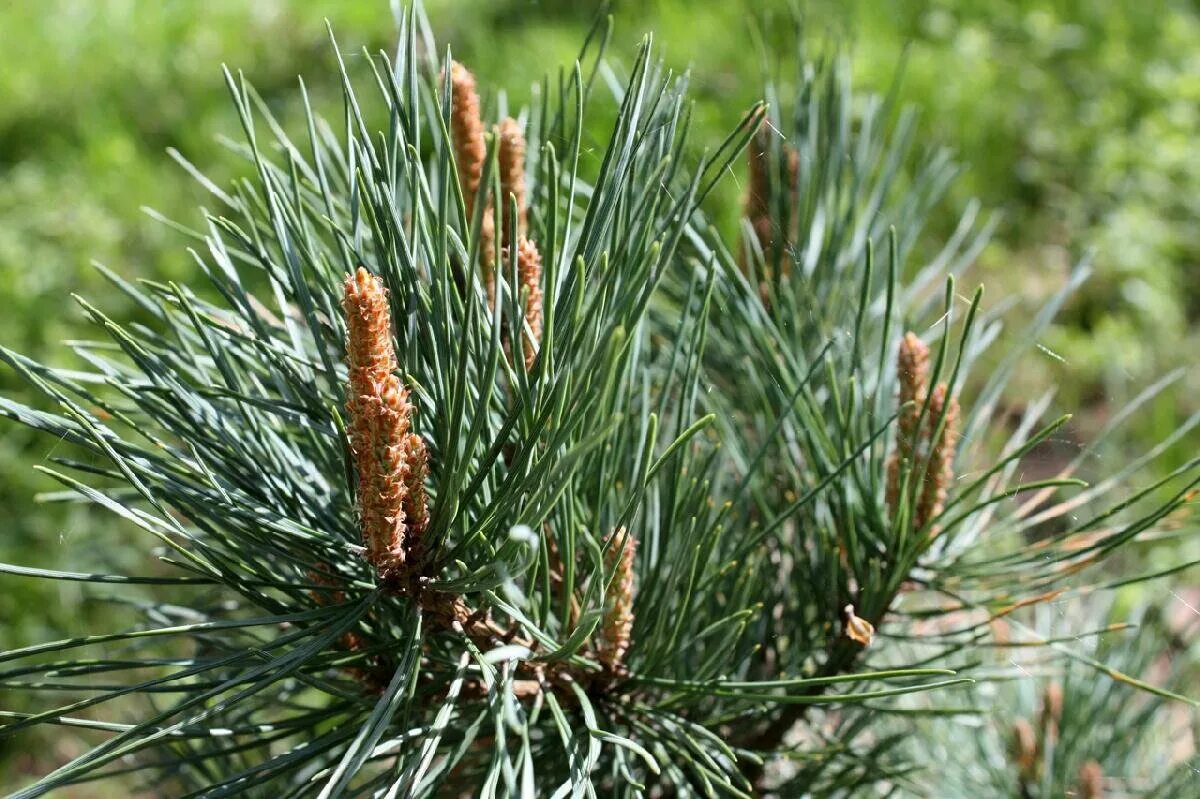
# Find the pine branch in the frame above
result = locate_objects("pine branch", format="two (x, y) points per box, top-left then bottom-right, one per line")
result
(0, 7), (1195, 797)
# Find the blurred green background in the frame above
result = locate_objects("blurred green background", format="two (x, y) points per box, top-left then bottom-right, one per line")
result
(1, 0), (1197, 789)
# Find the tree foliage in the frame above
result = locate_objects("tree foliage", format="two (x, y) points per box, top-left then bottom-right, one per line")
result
(1, 7), (1196, 797)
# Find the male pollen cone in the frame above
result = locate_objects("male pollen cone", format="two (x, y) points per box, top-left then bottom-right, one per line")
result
(916, 381), (959, 532)
(598, 528), (637, 673)
(343, 267), (429, 579)
(886, 332), (931, 515)
(497, 116), (527, 249)
(446, 61), (486, 220)
(515, 237), (543, 369)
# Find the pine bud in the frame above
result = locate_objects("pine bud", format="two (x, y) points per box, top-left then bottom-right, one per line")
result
(445, 61), (486, 220)
(343, 268), (429, 579)
(598, 528), (637, 673)
(843, 604), (875, 647)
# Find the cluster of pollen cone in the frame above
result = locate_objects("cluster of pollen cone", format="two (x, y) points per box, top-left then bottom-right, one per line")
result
(886, 332), (960, 534)
(343, 267), (429, 583)
(739, 122), (960, 536)
(337, 61), (633, 680)
(447, 61), (543, 370)
(739, 123), (961, 647)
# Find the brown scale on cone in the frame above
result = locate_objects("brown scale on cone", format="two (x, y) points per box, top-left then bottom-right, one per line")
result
(916, 381), (960, 532)
(445, 61), (486, 221)
(886, 332), (931, 514)
(597, 528), (637, 674)
(343, 268), (429, 580)
(497, 117), (527, 249)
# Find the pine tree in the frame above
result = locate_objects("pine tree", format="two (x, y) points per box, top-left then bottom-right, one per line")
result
(1, 8), (1196, 797)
